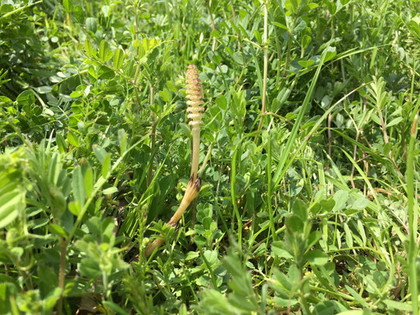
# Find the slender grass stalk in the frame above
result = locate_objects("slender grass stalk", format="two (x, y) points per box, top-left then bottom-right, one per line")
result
(255, 0), (269, 139)
(407, 109), (419, 314)
(56, 238), (67, 315)
(273, 51), (327, 186)
(266, 129), (275, 242)
(231, 143), (242, 249)
(205, 1), (217, 51)
(144, 65), (205, 257)
(147, 86), (156, 186)
(0, 0), (42, 20)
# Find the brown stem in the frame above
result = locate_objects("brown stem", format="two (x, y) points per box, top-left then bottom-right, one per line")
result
(144, 177), (201, 257)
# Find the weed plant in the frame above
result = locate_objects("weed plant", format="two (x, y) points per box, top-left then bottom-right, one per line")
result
(0, 0), (419, 314)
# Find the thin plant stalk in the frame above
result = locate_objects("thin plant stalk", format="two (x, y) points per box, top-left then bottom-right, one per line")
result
(407, 109), (419, 315)
(230, 144), (242, 249)
(56, 238), (67, 315)
(147, 86), (156, 186)
(273, 50), (327, 186)
(255, 0), (269, 139)
(144, 65), (204, 257)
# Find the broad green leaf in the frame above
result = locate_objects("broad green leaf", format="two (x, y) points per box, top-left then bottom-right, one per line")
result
(408, 18), (420, 40)
(103, 187), (118, 195)
(351, 197), (369, 210)
(68, 201), (81, 216)
(47, 153), (61, 185)
(102, 153), (111, 177)
(343, 223), (353, 247)
(93, 145), (107, 164)
(113, 47), (125, 70)
(99, 40), (113, 62)
(332, 190), (348, 212)
(84, 167), (93, 198)
(48, 223), (68, 238)
(16, 90), (35, 106)
(56, 134), (67, 153)
(117, 129), (127, 154)
(67, 132), (79, 147)
(44, 288), (63, 312)
(323, 46), (337, 62)
(159, 88), (172, 103)
(298, 60), (315, 67)
(72, 166), (85, 207)
(387, 117), (403, 127)
(0, 190), (24, 228)
(0, 96), (12, 105)
(272, 242), (293, 259)
(0, 282), (18, 314)
(85, 39), (95, 57)
(286, 215), (304, 233)
(85, 17), (97, 33)
(62, 0), (72, 12)
(48, 185), (67, 219)
(34, 86), (52, 94)
(305, 250), (328, 266)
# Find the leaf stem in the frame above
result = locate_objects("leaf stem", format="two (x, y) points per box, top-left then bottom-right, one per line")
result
(255, 0), (269, 140)
(56, 238), (67, 315)
(407, 108), (419, 315)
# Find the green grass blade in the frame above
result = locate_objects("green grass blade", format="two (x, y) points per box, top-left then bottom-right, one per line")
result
(273, 50), (327, 186)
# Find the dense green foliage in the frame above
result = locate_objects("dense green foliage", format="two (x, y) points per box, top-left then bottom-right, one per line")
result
(0, 0), (419, 314)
